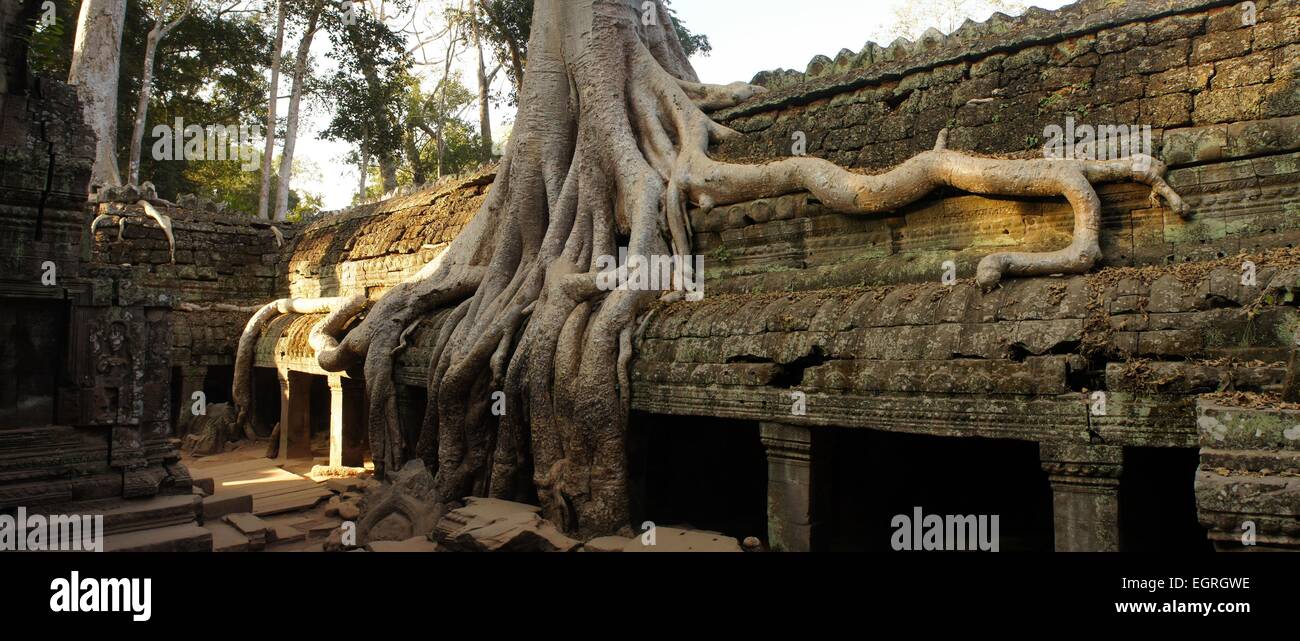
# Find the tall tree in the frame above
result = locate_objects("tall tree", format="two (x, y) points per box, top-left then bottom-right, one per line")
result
(126, 0), (193, 186)
(468, 0), (494, 163)
(256, 0), (286, 219)
(273, 0), (324, 221)
(69, 0), (129, 192)
(432, 6), (464, 178)
(319, 1), (410, 198)
(478, 0), (528, 97)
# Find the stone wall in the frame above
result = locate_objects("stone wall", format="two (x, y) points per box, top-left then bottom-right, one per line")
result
(88, 205), (287, 370)
(257, 170), (491, 373)
(253, 0), (1300, 549)
(0, 14), (192, 512)
(631, 256), (1300, 449)
(283, 169), (491, 300)
(695, 0), (1300, 292)
(717, 0), (1297, 170)
(631, 0), (1300, 550)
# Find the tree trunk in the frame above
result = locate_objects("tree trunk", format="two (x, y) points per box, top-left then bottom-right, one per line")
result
(471, 0), (493, 163)
(127, 1), (190, 187)
(357, 125), (368, 199)
(433, 30), (458, 180)
(274, 1), (322, 222)
(257, 0), (287, 219)
(344, 19), (398, 194)
(379, 155), (397, 193)
(405, 130), (426, 186)
(68, 0), (127, 192)
(233, 0), (1190, 540)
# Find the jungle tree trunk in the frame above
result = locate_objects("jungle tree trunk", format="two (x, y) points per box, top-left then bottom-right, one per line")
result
(433, 22), (460, 179)
(127, 0), (191, 187)
(233, 0), (1190, 540)
(69, 0), (128, 192)
(471, 0), (493, 163)
(357, 124), (368, 199)
(274, 0), (323, 222)
(257, 0), (286, 219)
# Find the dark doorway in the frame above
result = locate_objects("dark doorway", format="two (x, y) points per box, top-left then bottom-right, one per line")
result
(169, 366), (183, 435)
(0, 299), (67, 427)
(252, 368), (281, 437)
(308, 375), (330, 456)
(1120, 447), (1211, 552)
(827, 429), (1054, 552)
(203, 365), (235, 405)
(629, 412), (767, 542)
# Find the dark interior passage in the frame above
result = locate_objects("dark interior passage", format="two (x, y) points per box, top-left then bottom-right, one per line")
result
(252, 368), (281, 437)
(308, 375), (330, 455)
(203, 365), (235, 405)
(827, 429), (1054, 552)
(0, 299), (66, 427)
(629, 411), (767, 542)
(1120, 447), (1211, 552)
(399, 385), (428, 462)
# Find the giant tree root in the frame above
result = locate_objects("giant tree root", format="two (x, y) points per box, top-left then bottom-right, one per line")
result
(231, 295), (372, 437)
(90, 200), (178, 264)
(234, 0), (1191, 539)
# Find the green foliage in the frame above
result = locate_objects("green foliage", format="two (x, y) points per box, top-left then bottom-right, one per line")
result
(479, 0), (531, 100)
(119, 0), (274, 209)
(319, 4), (411, 184)
(181, 145), (319, 220)
(664, 0), (710, 57)
(23, 0), (72, 77)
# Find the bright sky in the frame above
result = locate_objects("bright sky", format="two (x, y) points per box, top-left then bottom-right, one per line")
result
(295, 0), (1074, 210)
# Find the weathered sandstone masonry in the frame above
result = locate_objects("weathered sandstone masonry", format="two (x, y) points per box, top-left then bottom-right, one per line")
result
(5, 0), (1283, 550)
(637, 0), (1300, 551)
(254, 0), (1300, 551)
(254, 172), (489, 465)
(89, 205), (289, 437)
(0, 5), (209, 549)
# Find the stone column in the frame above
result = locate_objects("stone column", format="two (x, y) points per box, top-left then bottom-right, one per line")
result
(279, 369), (312, 460)
(328, 375), (367, 468)
(760, 422), (825, 552)
(1040, 442), (1123, 552)
(174, 364), (207, 437)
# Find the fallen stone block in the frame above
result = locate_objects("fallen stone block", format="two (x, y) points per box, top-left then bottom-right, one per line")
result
(309, 465), (367, 481)
(104, 524), (212, 553)
(325, 477), (374, 494)
(357, 460), (440, 544)
(337, 502), (360, 521)
(434, 497), (580, 552)
(203, 521), (251, 553)
(623, 527), (742, 552)
(224, 512), (272, 550)
(192, 477), (215, 495)
(366, 536), (439, 553)
(269, 523), (306, 544)
(202, 491), (253, 522)
(583, 535), (631, 553)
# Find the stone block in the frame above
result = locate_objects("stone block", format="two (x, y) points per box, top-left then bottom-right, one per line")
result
(202, 491), (254, 522)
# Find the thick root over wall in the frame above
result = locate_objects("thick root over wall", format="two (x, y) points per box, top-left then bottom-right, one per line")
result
(233, 0), (1189, 539)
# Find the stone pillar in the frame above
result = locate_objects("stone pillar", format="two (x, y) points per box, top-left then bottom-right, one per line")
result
(328, 375), (367, 468)
(174, 364), (206, 437)
(760, 422), (825, 552)
(1040, 442), (1123, 552)
(279, 369), (312, 460)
